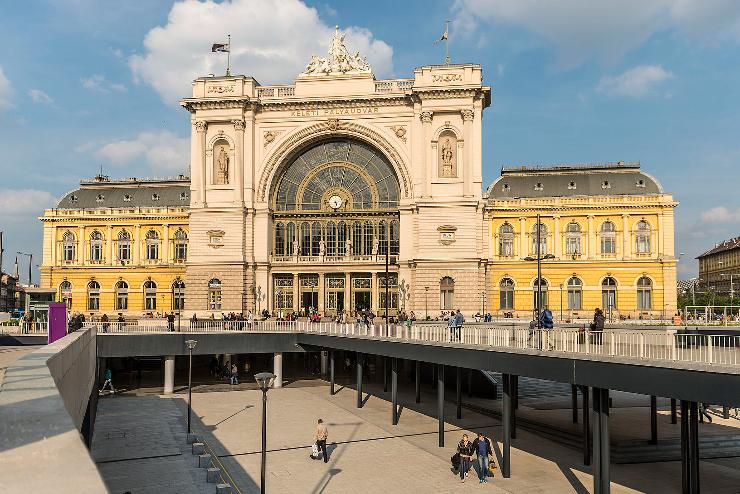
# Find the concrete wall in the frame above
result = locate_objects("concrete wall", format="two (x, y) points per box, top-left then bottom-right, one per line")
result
(0, 329), (106, 493)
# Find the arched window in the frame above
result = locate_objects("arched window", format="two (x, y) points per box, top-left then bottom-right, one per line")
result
(174, 229), (188, 261)
(115, 281), (128, 310)
(499, 278), (514, 310)
(352, 221), (362, 256)
(62, 231), (76, 262)
(145, 230), (159, 260)
(602, 277), (617, 311)
(311, 222), (323, 256)
(172, 280), (185, 310)
(390, 219), (399, 256)
(117, 230), (131, 261)
(533, 278), (548, 310)
(600, 221), (616, 254)
(565, 222), (581, 255)
(499, 223), (514, 257)
(363, 220), (374, 256)
(326, 222), (337, 256)
(87, 281), (100, 310)
(567, 276), (582, 310)
(440, 277), (455, 310)
(59, 281), (72, 308)
(143, 280), (157, 310)
(274, 222), (285, 256)
(531, 223), (548, 255)
(89, 231), (103, 262)
(300, 222), (311, 256)
(208, 278), (222, 310)
(286, 222), (296, 256)
(637, 276), (652, 310)
(337, 221), (347, 256)
(635, 221), (651, 253)
(378, 220), (388, 255)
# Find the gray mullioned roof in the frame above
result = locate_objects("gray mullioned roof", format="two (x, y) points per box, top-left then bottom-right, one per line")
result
(57, 177), (191, 209)
(485, 163), (663, 200)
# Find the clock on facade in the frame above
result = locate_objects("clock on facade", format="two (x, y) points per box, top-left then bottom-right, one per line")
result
(328, 195), (343, 210)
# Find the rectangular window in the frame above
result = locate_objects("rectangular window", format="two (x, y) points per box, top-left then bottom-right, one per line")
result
(567, 289), (582, 310)
(566, 237), (580, 255)
(175, 242), (187, 261)
(209, 290), (222, 310)
(118, 242), (131, 261)
(500, 290), (513, 310)
(88, 294), (99, 310)
(601, 237), (615, 254)
(145, 294), (156, 310)
(116, 295), (127, 310)
(637, 289), (652, 310)
(500, 239), (513, 257)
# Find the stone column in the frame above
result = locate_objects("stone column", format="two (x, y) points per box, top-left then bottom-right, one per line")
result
(107, 225), (113, 265)
(421, 111), (433, 197)
(293, 273), (299, 312)
(318, 272), (325, 313)
(461, 109), (474, 197)
(553, 215), (561, 259)
(320, 351), (328, 375)
(519, 217), (527, 257)
(622, 214), (630, 260)
(195, 120), (208, 206)
(162, 224), (169, 264)
(657, 212), (664, 257)
(587, 215), (595, 259)
(164, 356), (175, 394)
(233, 119), (245, 205)
(371, 272), (379, 314)
(345, 272), (351, 314)
(133, 224), (141, 265)
(50, 226), (57, 266)
(78, 225), (85, 265)
(273, 352), (283, 388)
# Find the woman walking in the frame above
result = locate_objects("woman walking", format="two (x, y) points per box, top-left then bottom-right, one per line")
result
(456, 434), (474, 483)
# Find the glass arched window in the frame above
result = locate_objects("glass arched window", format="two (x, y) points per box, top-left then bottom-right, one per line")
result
(499, 278), (514, 310)
(565, 222), (581, 255)
(600, 221), (616, 254)
(62, 231), (76, 262)
(300, 222), (311, 256)
(172, 280), (185, 310)
(208, 278), (222, 310)
(59, 281), (72, 308)
(363, 221), (374, 256)
(499, 223), (514, 257)
(352, 221), (362, 256)
(145, 230), (159, 260)
(637, 276), (652, 310)
(532, 223), (548, 255)
(390, 220), (399, 256)
(89, 231), (103, 262)
(143, 280), (157, 310)
(533, 278), (548, 310)
(274, 222), (285, 256)
(117, 230), (131, 261)
(174, 229), (188, 261)
(602, 277), (617, 311)
(286, 222), (296, 256)
(635, 221), (651, 254)
(115, 281), (128, 310)
(567, 276), (582, 310)
(337, 221), (347, 256)
(311, 222), (323, 256)
(440, 277), (454, 310)
(87, 281), (100, 310)
(378, 220), (388, 255)
(325, 222), (337, 256)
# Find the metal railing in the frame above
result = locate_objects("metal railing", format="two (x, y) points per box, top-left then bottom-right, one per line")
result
(85, 321), (740, 367)
(2, 322), (49, 334)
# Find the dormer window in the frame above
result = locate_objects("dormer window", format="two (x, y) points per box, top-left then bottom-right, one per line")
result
(568, 181), (577, 190)
(69, 194), (78, 204)
(151, 193), (160, 201)
(534, 182), (543, 191)
(179, 192), (189, 201)
(502, 183), (510, 192)
(602, 180), (611, 189)
(96, 194), (105, 204)
(123, 194), (132, 202)
(636, 179), (645, 188)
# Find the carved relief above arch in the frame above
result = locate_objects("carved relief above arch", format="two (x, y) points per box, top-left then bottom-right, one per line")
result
(257, 120), (412, 203)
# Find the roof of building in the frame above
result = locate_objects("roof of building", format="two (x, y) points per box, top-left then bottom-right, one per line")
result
(697, 236), (740, 259)
(485, 161), (663, 199)
(56, 175), (191, 209)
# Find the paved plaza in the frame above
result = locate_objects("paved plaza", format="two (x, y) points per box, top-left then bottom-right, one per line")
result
(92, 378), (740, 493)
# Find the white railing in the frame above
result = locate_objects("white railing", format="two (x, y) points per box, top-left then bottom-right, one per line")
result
(86, 321), (740, 367)
(2, 322), (49, 334)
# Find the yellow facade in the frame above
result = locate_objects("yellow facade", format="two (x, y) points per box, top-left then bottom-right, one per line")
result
(39, 178), (189, 317)
(485, 167), (678, 320)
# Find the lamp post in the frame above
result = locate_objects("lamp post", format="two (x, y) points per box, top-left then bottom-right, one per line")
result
(16, 251), (33, 286)
(254, 371), (276, 494)
(424, 286), (429, 320)
(559, 283), (564, 322)
(185, 339), (198, 434)
(523, 214), (555, 328)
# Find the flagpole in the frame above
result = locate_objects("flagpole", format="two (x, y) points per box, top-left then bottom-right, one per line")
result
(226, 34), (231, 76)
(444, 20), (450, 64)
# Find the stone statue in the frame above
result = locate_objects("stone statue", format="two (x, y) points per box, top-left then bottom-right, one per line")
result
(301, 26), (372, 76)
(319, 240), (325, 256)
(440, 137), (455, 177)
(345, 239), (352, 256)
(372, 237), (379, 255)
(216, 146), (229, 184)
(292, 240), (299, 256)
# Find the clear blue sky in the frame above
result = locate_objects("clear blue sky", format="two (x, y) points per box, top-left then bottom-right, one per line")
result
(1, 0), (739, 281)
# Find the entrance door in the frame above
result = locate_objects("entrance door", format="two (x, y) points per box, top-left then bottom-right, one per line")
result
(336, 292), (344, 313)
(354, 292), (371, 312)
(302, 292), (318, 313)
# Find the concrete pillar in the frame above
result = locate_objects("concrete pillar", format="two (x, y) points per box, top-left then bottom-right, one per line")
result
(329, 351), (335, 396)
(318, 272), (325, 313)
(391, 357), (398, 425)
(519, 217), (526, 257)
(688, 402), (700, 493)
(356, 353), (363, 408)
(592, 388), (611, 494)
(553, 215), (561, 258)
(622, 214), (630, 260)
(273, 352), (283, 389)
(582, 385), (590, 466)
(164, 356), (175, 395)
(320, 351), (328, 375)
(587, 214), (595, 259)
(502, 373), (511, 478)
(293, 274), (299, 312)
(671, 398), (677, 424)
(344, 272), (351, 313)
(572, 385), (579, 423)
(650, 395), (658, 445)
(456, 367), (462, 419)
(461, 108), (473, 197)
(371, 272), (378, 314)
(415, 360), (421, 403)
(437, 363), (445, 447)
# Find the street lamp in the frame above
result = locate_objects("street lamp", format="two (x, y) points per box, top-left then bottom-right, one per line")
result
(424, 286), (429, 320)
(523, 214), (555, 328)
(254, 371), (276, 494)
(16, 251), (33, 286)
(185, 339), (198, 434)
(720, 273), (735, 304)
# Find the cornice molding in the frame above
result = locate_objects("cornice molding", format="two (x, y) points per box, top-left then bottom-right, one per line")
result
(181, 98), (253, 113)
(258, 95), (411, 112)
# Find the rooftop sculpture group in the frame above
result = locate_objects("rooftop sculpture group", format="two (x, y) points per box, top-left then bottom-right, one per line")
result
(302, 26), (372, 76)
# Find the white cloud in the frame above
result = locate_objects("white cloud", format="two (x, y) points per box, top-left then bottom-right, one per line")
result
(596, 65), (673, 97)
(453, 0), (740, 69)
(81, 74), (127, 92)
(0, 189), (56, 216)
(95, 130), (189, 173)
(129, 0), (394, 105)
(28, 89), (54, 105)
(700, 206), (740, 223)
(0, 66), (14, 111)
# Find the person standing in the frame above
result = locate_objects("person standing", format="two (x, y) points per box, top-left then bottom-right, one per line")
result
(167, 312), (175, 332)
(471, 432), (495, 483)
(455, 309), (465, 341)
(100, 368), (115, 395)
(230, 363), (239, 385)
(101, 313), (110, 333)
(457, 434), (474, 483)
(447, 313), (456, 341)
(314, 418), (329, 463)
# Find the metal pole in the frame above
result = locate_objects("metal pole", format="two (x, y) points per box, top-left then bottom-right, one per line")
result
(572, 385), (578, 423)
(536, 214), (542, 328)
(689, 402), (700, 493)
(600, 389), (610, 494)
(671, 398), (677, 424)
(391, 357), (398, 425)
(456, 367), (462, 419)
(385, 248), (389, 325)
(356, 353), (363, 408)
(425, 286), (429, 320)
(260, 389), (267, 494)
(511, 375), (518, 439)
(650, 396), (658, 444)
(28, 253), (32, 286)
(415, 360), (421, 403)
(383, 357), (388, 393)
(582, 385), (590, 466)
(187, 348), (193, 434)
(593, 388), (601, 493)
(502, 373), (511, 478)
(437, 363), (445, 447)
(681, 400), (689, 494)
(330, 351), (335, 396)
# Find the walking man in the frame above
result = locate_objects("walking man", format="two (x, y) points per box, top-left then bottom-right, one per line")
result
(314, 418), (329, 463)
(230, 363), (239, 385)
(167, 312), (175, 332)
(100, 368), (115, 395)
(471, 432), (495, 483)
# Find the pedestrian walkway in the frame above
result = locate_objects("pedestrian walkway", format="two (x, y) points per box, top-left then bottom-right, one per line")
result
(0, 345), (40, 386)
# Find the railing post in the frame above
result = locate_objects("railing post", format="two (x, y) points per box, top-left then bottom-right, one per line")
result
(639, 333), (645, 359)
(610, 332), (616, 356)
(707, 335), (713, 364)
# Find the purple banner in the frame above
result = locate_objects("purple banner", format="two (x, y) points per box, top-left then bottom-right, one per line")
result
(47, 303), (68, 344)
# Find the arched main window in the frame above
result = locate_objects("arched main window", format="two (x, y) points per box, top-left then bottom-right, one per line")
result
(89, 231), (103, 262)
(637, 276), (652, 310)
(208, 278), (222, 310)
(286, 222), (296, 256)
(62, 231), (76, 262)
(499, 278), (514, 310)
(602, 277), (617, 310)
(117, 230), (131, 261)
(440, 277), (455, 310)
(274, 222), (285, 256)
(115, 281), (128, 310)
(635, 221), (651, 254)
(565, 222), (581, 255)
(87, 281), (100, 310)
(600, 221), (616, 254)
(145, 230), (159, 260)
(389, 219), (399, 256)
(59, 281), (72, 308)
(531, 223), (548, 255)
(499, 223), (514, 257)
(172, 280), (185, 310)
(143, 280), (157, 310)
(174, 229), (188, 261)
(567, 276), (582, 310)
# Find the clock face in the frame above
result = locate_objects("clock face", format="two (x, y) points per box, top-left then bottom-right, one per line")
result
(328, 195), (343, 209)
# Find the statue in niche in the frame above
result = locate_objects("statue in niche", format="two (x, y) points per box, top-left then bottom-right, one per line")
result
(439, 135), (456, 178)
(319, 240), (325, 256)
(215, 145), (229, 184)
(345, 239), (352, 256)
(292, 240), (299, 257)
(372, 236), (379, 255)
